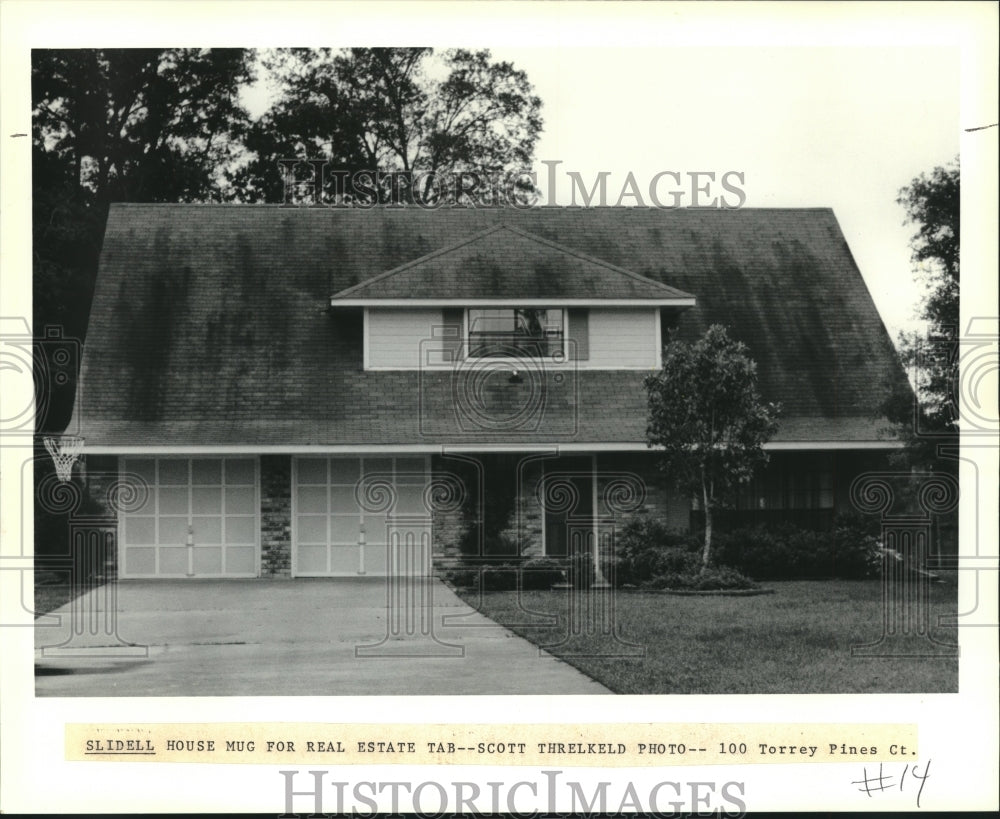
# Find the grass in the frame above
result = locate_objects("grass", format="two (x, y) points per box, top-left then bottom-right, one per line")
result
(33, 570), (102, 618)
(452, 579), (959, 694)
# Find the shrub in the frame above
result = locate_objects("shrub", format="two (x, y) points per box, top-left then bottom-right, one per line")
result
(480, 564), (519, 591)
(565, 551), (596, 589)
(520, 557), (565, 590)
(714, 517), (882, 580)
(442, 568), (479, 588)
(641, 565), (758, 591)
(612, 517), (702, 586)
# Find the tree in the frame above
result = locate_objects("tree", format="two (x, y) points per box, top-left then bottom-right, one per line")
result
(31, 48), (255, 431)
(882, 159), (960, 465)
(233, 48), (543, 204)
(645, 325), (780, 570)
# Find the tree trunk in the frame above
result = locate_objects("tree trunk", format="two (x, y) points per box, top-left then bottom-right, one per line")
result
(701, 478), (712, 573)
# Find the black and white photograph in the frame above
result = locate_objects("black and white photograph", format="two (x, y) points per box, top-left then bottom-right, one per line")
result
(1, 0), (997, 814)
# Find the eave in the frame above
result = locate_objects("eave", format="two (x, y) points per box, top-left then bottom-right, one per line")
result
(330, 297), (698, 308)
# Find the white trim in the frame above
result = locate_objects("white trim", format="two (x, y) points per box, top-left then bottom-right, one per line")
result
(540, 458), (547, 557)
(591, 453), (599, 570)
(333, 298), (697, 308)
(362, 308), (370, 371)
(654, 308), (663, 370)
(88, 440), (905, 455)
(764, 441), (905, 451)
(364, 363), (663, 372)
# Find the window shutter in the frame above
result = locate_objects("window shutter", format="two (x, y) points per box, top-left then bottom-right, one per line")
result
(441, 308), (465, 363)
(567, 308), (589, 361)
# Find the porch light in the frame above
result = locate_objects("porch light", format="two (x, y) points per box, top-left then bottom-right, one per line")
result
(508, 369), (523, 384)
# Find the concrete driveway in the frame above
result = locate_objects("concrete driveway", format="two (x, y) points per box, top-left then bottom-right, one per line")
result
(34, 578), (610, 696)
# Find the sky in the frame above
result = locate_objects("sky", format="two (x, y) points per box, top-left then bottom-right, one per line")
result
(482, 46), (959, 341)
(245, 45), (959, 343)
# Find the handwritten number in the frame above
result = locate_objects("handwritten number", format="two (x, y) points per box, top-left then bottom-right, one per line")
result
(910, 760), (931, 809)
(852, 760), (930, 808)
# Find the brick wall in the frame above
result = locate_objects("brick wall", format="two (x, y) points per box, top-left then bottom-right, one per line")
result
(82, 455), (122, 579)
(260, 455), (292, 577)
(595, 452), (681, 563)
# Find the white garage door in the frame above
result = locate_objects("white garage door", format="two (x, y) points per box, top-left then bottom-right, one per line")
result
(119, 457), (259, 578)
(292, 456), (430, 577)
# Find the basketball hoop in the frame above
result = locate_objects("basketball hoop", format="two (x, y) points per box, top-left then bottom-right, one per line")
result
(43, 435), (85, 483)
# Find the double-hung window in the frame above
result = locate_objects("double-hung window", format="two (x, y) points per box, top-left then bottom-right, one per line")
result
(467, 308), (565, 359)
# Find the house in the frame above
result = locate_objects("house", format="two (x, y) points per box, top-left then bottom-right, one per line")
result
(66, 204), (909, 579)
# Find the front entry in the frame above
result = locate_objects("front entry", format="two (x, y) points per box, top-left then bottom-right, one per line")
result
(292, 456), (430, 577)
(542, 455), (595, 557)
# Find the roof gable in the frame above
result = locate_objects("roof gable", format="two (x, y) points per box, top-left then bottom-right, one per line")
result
(329, 223), (695, 304)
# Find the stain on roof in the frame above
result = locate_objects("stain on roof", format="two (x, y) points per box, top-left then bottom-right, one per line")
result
(331, 224), (694, 302)
(72, 205), (909, 447)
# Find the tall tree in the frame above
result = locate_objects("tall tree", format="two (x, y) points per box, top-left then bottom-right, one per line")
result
(645, 325), (780, 570)
(234, 48), (543, 204)
(31, 48), (255, 431)
(882, 159), (960, 463)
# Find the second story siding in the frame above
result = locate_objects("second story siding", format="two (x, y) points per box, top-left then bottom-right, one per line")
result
(364, 307), (660, 370)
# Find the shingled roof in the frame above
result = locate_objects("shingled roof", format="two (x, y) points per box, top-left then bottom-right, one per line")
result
(330, 224), (695, 304)
(72, 205), (909, 449)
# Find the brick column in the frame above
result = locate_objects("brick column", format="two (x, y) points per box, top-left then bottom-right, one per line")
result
(260, 455), (292, 577)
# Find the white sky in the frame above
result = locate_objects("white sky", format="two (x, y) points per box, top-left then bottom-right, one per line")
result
(245, 45), (959, 342)
(489, 46), (960, 341)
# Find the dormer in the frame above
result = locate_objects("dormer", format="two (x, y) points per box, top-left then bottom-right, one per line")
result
(328, 224), (695, 371)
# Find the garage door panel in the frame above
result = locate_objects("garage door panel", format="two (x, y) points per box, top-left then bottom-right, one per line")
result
(194, 547), (223, 575)
(365, 514), (388, 544)
(125, 547), (155, 575)
(192, 486), (222, 514)
(297, 515), (328, 543)
(362, 545), (388, 575)
(159, 547), (188, 574)
(330, 486), (359, 512)
(329, 515), (359, 542)
(297, 545), (328, 574)
(159, 516), (189, 545)
(296, 486), (327, 513)
(192, 458), (222, 484)
(158, 460), (188, 485)
(123, 516), (155, 544)
(158, 488), (188, 514)
(328, 458), (360, 484)
(192, 516), (221, 543)
(123, 458), (156, 485)
(297, 458), (328, 484)
(329, 546), (361, 574)
(225, 517), (256, 544)
(226, 547), (256, 574)
(225, 458), (255, 485)
(225, 487), (256, 513)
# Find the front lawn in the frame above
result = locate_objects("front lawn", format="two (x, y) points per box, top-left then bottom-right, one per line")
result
(452, 579), (959, 694)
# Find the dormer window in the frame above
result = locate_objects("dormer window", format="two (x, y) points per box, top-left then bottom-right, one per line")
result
(467, 308), (565, 359)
